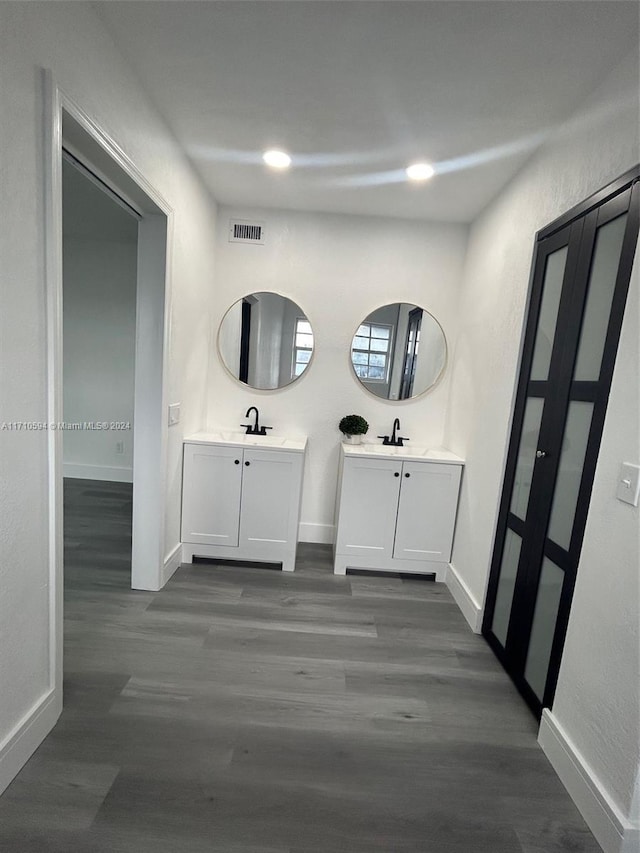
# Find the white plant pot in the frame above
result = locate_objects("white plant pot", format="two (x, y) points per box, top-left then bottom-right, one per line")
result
(344, 434), (363, 445)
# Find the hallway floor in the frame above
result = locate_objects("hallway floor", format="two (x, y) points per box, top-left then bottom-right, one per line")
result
(0, 479), (601, 852)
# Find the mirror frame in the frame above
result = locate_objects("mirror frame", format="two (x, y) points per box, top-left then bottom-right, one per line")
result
(217, 291), (315, 391)
(349, 303), (448, 401)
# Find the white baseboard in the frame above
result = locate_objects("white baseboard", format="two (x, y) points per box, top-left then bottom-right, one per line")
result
(445, 562), (483, 633)
(0, 688), (61, 796)
(298, 522), (334, 545)
(63, 462), (133, 483)
(162, 543), (182, 586)
(539, 710), (638, 853)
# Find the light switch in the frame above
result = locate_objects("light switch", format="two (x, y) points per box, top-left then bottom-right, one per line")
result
(168, 403), (181, 426)
(616, 462), (640, 507)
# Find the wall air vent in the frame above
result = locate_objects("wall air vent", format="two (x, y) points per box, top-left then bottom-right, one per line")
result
(228, 219), (265, 245)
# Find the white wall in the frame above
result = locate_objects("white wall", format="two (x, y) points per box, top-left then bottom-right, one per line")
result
(63, 237), (137, 480)
(444, 48), (639, 845)
(549, 241), (639, 842)
(63, 165), (138, 481)
(0, 2), (217, 793)
(208, 207), (468, 542)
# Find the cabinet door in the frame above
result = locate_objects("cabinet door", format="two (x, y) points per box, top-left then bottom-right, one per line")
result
(393, 462), (462, 562)
(239, 449), (303, 547)
(181, 443), (242, 546)
(335, 457), (401, 558)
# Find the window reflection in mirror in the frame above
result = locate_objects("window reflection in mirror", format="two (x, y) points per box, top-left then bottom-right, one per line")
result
(218, 292), (314, 390)
(351, 303), (446, 400)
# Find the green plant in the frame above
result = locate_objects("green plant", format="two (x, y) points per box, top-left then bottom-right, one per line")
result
(339, 414), (369, 436)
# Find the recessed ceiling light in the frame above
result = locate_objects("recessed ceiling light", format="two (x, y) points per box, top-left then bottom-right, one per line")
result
(406, 162), (435, 181)
(263, 149), (291, 169)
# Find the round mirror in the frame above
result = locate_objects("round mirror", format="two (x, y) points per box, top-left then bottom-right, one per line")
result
(218, 292), (314, 390)
(351, 303), (446, 400)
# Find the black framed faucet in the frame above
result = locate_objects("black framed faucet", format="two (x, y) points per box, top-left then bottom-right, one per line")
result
(241, 406), (273, 436)
(377, 418), (409, 447)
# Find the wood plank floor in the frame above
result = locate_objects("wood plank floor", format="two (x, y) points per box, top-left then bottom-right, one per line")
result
(0, 479), (601, 852)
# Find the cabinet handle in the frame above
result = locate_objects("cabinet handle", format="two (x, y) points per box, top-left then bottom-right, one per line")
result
(245, 461), (250, 466)
(234, 459), (240, 465)
(405, 473), (411, 478)
(394, 472), (400, 477)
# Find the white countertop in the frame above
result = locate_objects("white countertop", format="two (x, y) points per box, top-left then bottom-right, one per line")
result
(185, 431), (307, 453)
(342, 442), (464, 464)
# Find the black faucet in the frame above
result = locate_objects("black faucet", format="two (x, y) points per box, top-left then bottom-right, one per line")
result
(377, 418), (409, 447)
(241, 406), (273, 436)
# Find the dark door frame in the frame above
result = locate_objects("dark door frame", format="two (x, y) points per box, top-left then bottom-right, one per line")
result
(482, 166), (640, 718)
(399, 307), (423, 400)
(239, 298), (252, 384)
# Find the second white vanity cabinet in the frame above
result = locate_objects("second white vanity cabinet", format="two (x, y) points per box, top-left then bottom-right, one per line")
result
(181, 433), (306, 572)
(334, 445), (463, 579)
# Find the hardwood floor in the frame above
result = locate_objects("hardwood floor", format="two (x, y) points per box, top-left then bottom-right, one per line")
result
(0, 479), (601, 852)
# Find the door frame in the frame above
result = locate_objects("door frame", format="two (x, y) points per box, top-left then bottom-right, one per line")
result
(482, 166), (640, 717)
(399, 306), (422, 400)
(239, 299), (252, 383)
(44, 72), (174, 705)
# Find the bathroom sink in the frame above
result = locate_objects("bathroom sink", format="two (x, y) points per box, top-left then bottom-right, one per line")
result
(357, 443), (431, 458)
(207, 431), (287, 446)
(185, 431), (307, 452)
(241, 435), (288, 447)
(205, 430), (243, 442)
(344, 443), (464, 464)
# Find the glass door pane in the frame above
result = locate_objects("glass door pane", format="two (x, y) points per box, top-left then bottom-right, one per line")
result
(491, 529), (522, 646)
(547, 400), (594, 551)
(510, 397), (544, 520)
(574, 214), (628, 381)
(530, 246), (568, 380)
(524, 558), (564, 701)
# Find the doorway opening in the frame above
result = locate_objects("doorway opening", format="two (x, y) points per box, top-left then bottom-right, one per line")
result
(57, 108), (170, 593)
(62, 152), (139, 590)
(46, 80), (173, 709)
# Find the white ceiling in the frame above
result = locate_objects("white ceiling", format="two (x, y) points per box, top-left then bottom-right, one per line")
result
(95, 1), (639, 223)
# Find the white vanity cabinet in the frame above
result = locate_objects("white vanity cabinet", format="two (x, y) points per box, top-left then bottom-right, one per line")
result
(333, 445), (463, 579)
(181, 433), (306, 572)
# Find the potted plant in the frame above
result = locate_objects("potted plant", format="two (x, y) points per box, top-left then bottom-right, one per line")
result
(339, 414), (369, 445)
